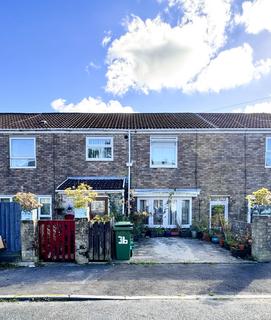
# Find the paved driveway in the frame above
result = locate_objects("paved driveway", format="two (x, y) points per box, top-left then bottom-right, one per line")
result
(130, 237), (250, 264)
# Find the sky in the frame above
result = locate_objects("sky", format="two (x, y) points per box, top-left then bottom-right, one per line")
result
(0, 0), (271, 114)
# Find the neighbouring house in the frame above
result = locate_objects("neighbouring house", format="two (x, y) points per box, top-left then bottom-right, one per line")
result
(1, 112), (271, 229)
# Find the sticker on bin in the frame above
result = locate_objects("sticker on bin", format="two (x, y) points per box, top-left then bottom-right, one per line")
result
(118, 236), (128, 244)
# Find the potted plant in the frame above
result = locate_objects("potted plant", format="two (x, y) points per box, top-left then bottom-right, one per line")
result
(190, 225), (198, 239)
(170, 228), (180, 236)
(219, 237), (225, 247)
(64, 183), (97, 218)
(246, 188), (271, 216)
(14, 192), (42, 220)
(193, 218), (208, 240)
(164, 228), (171, 237)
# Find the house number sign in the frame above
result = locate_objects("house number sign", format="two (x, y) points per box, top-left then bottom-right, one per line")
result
(118, 236), (128, 244)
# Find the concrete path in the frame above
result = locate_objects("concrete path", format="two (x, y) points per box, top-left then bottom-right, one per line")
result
(130, 237), (249, 264)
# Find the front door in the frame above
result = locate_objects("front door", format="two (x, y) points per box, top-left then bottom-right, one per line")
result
(138, 197), (192, 228)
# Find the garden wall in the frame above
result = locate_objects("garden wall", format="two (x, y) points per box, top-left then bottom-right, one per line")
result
(252, 215), (271, 262)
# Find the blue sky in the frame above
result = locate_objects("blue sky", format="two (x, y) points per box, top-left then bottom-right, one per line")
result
(0, 0), (271, 113)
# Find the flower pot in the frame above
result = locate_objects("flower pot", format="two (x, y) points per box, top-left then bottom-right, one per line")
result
(197, 231), (203, 239)
(202, 232), (210, 241)
(224, 242), (230, 250)
(21, 210), (33, 221)
(170, 231), (180, 237)
(164, 230), (171, 237)
(191, 230), (197, 239)
(211, 236), (219, 244)
(238, 244), (245, 251)
(219, 239), (225, 247)
(230, 247), (247, 258)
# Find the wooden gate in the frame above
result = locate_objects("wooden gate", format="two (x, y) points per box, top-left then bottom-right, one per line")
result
(0, 202), (21, 262)
(38, 220), (75, 262)
(89, 221), (112, 261)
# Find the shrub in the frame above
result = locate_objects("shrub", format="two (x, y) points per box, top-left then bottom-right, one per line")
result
(14, 192), (41, 211)
(246, 188), (271, 206)
(64, 183), (97, 208)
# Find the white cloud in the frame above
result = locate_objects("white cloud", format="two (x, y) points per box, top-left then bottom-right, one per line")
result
(170, 0), (232, 50)
(235, 0), (271, 34)
(105, 1), (233, 95)
(106, 0), (231, 95)
(102, 31), (112, 47)
(185, 43), (271, 93)
(233, 101), (271, 113)
(51, 97), (135, 113)
(85, 61), (100, 74)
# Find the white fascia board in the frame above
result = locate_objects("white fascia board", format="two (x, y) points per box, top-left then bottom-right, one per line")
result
(56, 189), (124, 193)
(134, 188), (201, 198)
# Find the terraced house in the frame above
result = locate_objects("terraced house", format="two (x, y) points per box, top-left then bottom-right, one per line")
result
(0, 112), (271, 229)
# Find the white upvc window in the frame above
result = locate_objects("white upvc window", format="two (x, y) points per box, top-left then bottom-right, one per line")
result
(86, 137), (113, 161)
(137, 197), (192, 228)
(10, 137), (36, 169)
(0, 196), (12, 203)
(37, 196), (52, 220)
(265, 137), (271, 167)
(150, 137), (177, 168)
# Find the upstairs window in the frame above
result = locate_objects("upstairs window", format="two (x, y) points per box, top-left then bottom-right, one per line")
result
(10, 137), (36, 168)
(86, 137), (113, 161)
(266, 137), (271, 167)
(150, 137), (177, 168)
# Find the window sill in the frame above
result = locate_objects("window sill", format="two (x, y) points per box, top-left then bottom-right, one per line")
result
(150, 165), (177, 169)
(10, 167), (36, 169)
(86, 158), (114, 162)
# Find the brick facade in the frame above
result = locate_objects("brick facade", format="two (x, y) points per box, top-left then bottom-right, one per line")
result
(1, 131), (271, 223)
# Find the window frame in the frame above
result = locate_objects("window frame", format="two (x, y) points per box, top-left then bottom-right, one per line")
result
(150, 136), (178, 168)
(209, 199), (229, 229)
(137, 197), (192, 228)
(0, 196), (12, 203)
(86, 136), (114, 161)
(9, 137), (36, 169)
(37, 196), (52, 220)
(265, 137), (271, 168)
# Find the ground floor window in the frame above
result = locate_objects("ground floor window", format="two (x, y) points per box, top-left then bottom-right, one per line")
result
(89, 197), (108, 218)
(0, 196), (12, 203)
(137, 197), (192, 228)
(37, 196), (52, 220)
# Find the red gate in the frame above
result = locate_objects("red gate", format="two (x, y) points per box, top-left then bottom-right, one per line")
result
(38, 220), (75, 262)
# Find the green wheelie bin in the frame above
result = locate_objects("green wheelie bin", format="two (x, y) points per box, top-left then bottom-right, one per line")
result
(113, 222), (133, 260)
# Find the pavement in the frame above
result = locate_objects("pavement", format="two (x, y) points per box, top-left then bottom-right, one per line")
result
(2, 299), (271, 320)
(130, 237), (249, 264)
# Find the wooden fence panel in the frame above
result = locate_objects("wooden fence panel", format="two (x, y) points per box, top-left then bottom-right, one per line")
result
(89, 221), (112, 261)
(38, 220), (75, 262)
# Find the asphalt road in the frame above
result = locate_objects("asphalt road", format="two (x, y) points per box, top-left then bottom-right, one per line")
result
(1, 299), (271, 320)
(1, 263), (271, 296)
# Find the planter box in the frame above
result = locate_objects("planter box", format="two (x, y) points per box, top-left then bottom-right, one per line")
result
(21, 210), (36, 221)
(74, 207), (89, 219)
(197, 231), (203, 239)
(230, 247), (247, 258)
